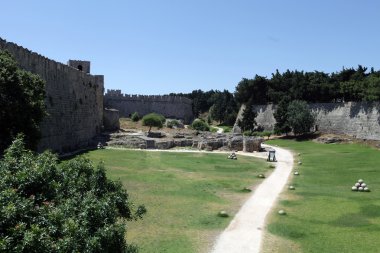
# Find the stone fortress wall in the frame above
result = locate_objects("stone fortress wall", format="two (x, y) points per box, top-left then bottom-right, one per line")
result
(246, 102), (380, 140)
(0, 37), (104, 153)
(104, 89), (194, 124)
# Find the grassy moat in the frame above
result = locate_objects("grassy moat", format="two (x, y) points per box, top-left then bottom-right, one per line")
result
(263, 139), (380, 253)
(72, 139), (380, 253)
(83, 149), (270, 253)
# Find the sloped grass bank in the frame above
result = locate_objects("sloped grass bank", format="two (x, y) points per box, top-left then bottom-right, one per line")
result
(263, 140), (380, 253)
(84, 149), (270, 253)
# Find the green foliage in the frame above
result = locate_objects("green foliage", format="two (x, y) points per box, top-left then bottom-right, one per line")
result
(286, 100), (315, 135)
(0, 50), (46, 154)
(131, 112), (140, 122)
(243, 131), (272, 138)
(142, 113), (165, 132)
(217, 125), (232, 133)
(210, 127), (218, 133)
(169, 89), (238, 123)
(191, 119), (210, 131)
(235, 75), (269, 105)
(235, 66), (380, 104)
(0, 136), (145, 253)
(166, 119), (180, 129)
(237, 102), (257, 132)
(274, 96), (292, 135)
(209, 90), (237, 123)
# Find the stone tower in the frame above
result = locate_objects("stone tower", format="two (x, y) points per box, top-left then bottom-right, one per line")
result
(67, 60), (91, 73)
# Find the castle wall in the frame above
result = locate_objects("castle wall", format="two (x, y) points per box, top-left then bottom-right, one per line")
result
(234, 102), (380, 140)
(104, 90), (194, 124)
(0, 38), (104, 153)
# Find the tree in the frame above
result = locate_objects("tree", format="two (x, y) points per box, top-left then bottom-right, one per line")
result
(0, 136), (146, 252)
(142, 113), (165, 132)
(0, 50), (46, 154)
(208, 90), (238, 124)
(287, 100), (315, 135)
(273, 96), (292, 135)
(237, 102), (257, 132)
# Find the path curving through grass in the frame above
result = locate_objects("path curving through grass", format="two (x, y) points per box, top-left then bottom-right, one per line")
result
(210, 145), (294, 253)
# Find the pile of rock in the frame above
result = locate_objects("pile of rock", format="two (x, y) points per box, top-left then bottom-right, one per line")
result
(227, 152), (237, 160)
(351, 179), (370, 192)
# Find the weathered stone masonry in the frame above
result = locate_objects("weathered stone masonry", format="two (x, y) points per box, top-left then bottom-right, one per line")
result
(0, 38), (104, 153)
(104, 89), (194, 124)
(234, 102), (380, 140)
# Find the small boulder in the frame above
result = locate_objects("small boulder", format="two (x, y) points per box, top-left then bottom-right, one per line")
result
(242, 187), (252, 192)
(278, 210), (286, 215)
(294, 171), (300, 175)
(218, 211), (229, 217)
(289, 185), (295, 190)
(351, 186), (358, 191)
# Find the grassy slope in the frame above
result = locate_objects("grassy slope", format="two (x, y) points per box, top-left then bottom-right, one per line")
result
(84, 149), (270, 253)
(262, 139), (380, 253)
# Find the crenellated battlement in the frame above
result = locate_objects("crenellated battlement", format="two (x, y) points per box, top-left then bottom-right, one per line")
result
(0, 37), (100, 77)
(105, 89), (193, 104)
(104, 90), (194, 123)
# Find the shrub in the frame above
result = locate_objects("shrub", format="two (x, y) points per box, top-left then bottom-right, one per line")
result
(210, 127), (218, 133)
(166, 119), (180, 129)
(131, 112), (140, 122)
(191, 118), (210, 131)
(0, 136), (146, 252)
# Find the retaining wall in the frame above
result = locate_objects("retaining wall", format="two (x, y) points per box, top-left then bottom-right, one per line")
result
(234, 102), (380, 140)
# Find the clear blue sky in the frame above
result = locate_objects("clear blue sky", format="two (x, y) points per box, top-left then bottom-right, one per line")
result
(1, 0), (379, 95)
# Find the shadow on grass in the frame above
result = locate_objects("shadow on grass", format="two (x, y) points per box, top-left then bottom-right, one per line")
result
(277, 132), (321, 142)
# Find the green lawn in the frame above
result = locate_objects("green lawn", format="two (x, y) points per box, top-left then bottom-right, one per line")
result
(83, 149), (270, 253)
(263, 139), (380, 253)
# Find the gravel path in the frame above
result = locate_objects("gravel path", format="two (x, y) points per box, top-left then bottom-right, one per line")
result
(210, 145), (294, 253)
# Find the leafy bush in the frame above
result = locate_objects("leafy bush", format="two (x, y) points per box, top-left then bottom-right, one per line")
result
(142, 113), (165, 132)
(0, 50), (46, 153)
(191, 119), (210, 131)
(0, 136), (146, 253)
(166, 119), (180, 129)
(131, 112), (140, 122)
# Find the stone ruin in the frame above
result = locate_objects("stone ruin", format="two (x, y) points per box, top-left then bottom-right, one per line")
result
(99, 131), (263, 152)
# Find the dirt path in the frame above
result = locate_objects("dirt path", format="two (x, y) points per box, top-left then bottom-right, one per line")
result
(210, 145), (294, 253)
